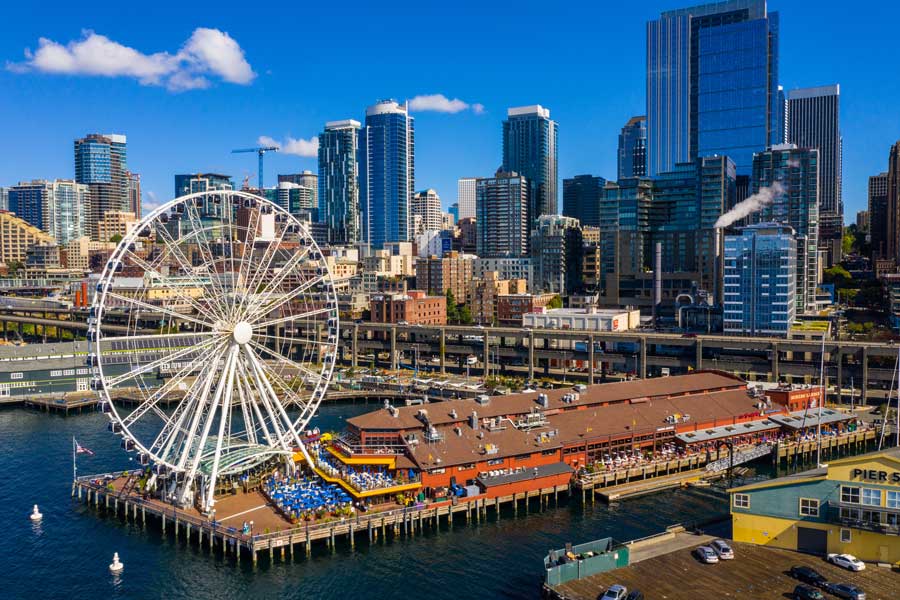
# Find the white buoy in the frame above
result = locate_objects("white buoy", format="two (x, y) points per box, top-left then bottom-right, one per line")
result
(29, 505), (43, 521)
(109, 552), (124, 573)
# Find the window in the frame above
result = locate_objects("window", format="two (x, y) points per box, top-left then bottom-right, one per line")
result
(50, 370), (62, 377)
(10, 372), (23, 380)
(799, 498), (820, 517)
(840, 507), (861, 521)
(841, 486), (860, 504)
(733, 493), (750, 509)
(862, 488), (882, 507)
(887, 490), (900, 510)
(840, 528), (851, 543)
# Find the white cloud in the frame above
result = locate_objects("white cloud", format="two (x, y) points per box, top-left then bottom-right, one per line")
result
(142, 190), (161, 217)
(258, 135), (319, 157)
(8, 28), (255, 92)
(408, 94), (484, 114)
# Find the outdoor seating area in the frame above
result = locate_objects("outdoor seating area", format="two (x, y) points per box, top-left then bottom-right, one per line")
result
(311, 441), (416, 493)
(263, 474), (353, 522)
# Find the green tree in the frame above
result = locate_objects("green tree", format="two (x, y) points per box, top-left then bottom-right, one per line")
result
(458, 305), (473, 325)
(445, 289), (459, 323)
(548, 295), (563, 309)
(823, 265), (852, 288)
(109, 233), (123, 244)
(842, 232), (853, 255)
(7, 260), (24, 275)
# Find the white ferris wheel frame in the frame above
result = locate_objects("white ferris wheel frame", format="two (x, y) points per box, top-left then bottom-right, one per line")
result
(88, 190), (340, 511)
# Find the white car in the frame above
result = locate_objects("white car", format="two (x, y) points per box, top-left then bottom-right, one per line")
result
(693, 546), (719, 564)
(710, 539), (735, 560)
(600, 584), (628, 600)
(827, 553), (865, 571)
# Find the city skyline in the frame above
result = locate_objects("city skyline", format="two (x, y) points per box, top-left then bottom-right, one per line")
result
(2, 1), (899, 222)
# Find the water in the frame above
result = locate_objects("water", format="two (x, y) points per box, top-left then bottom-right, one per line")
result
(2, 402), (731, 599)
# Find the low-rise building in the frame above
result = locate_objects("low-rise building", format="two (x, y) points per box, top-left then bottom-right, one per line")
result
(369, 290), (447, 325)
(730, 448), (900, 564)
(0, 210), (57, 265)
(62, 236), (116, 271)
(474, 257), (532, 289)
(96, 211), (138, 242)
(522, 307), (640, 332)
(497, 293), (556, 326)
(467, 271), (528, 325)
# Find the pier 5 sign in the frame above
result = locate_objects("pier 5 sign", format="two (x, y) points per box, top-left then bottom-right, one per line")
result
(850, 468), (900, 484)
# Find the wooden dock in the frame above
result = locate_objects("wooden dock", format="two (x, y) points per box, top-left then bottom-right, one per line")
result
(72, 471), (572, 565)
(575, 429), (877, 502)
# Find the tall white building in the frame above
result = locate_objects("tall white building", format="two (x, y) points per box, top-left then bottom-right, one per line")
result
(457, 177), (477, 219)
(411, 189), (442, 235)
(7, 179), (89, 245)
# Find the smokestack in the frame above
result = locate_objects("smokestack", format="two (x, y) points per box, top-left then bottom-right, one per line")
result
(654, 242), (662, 324)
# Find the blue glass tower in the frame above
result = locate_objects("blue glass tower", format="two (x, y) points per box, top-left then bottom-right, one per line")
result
(647, 0), (780, 176)
(74, 133), (128, 240)
(502, 105), (558, 229)
(723, 223), (796, 336)
(319, 119), (361, 245)
(359, 101), (414, 249)
(618, 116), (647, 179)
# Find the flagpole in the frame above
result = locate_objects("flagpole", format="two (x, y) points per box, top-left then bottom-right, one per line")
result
(73, 436), (77, 482)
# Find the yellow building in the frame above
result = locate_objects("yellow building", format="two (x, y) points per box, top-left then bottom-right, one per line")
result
(96, 211), (138, 243)
(730, 448), (900, 564)
(467, 270), (528, 325)
(0, 210), (57, 265)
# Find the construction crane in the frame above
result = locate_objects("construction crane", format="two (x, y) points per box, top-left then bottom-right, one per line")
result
(231, 146), (278, 190)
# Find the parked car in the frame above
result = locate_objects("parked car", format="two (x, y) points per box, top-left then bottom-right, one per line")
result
(789, 565), (827, 587)
(692, 546), (719, 564)
(827, 554), (866, 571)
(710, 539), (735, 560)
(625, 591), (644, 600)
(793, 584), (825, 600)
(822, 582), (866, 600)
(599, 584), (628, 600)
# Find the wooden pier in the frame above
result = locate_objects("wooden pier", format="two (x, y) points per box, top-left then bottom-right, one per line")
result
(575, 429), (877, 502)
(72, 472), (571, 565)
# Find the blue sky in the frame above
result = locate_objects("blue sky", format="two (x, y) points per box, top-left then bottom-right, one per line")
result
(2, 0), (899, 222)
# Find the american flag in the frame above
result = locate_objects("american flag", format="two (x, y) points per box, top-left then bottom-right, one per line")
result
(74, 439), (94, 456)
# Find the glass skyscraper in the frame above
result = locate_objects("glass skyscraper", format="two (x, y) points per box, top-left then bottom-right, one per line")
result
(723, 223), (796, 336)
(359, 101), (414, 249)
(8, 179), (89, 245)
(617, 116), (647, 179)
(476, 170), (529, 259)
(502, 105), (558, 228)
(749, 145), (819, 313)
(562, 174), (606, 228)
(75, 133), (128, 240)
(647, 0), (780, 176)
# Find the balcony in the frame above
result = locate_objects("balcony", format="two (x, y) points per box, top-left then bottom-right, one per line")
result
(826, 506), (900, 536)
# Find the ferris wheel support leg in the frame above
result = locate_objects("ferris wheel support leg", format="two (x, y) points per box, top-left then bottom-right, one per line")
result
(205, 344), (239, 512)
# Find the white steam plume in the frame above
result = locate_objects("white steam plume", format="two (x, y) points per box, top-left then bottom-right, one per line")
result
(714, 181), (785, 229)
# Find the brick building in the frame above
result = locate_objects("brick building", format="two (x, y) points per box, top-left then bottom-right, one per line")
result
(369, 290), (447, 325)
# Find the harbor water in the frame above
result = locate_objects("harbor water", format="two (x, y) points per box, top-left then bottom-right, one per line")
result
(2, 402), (733, 599)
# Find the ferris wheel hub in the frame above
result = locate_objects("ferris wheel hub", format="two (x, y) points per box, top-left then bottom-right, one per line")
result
(232, 321), (253, 345)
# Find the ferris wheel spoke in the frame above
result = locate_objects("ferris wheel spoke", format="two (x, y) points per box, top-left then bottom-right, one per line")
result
(247, 339), (326, 388)
(235, 355), (276, 447)
(103, 290), (216, 331)
(121, 247), (220, 319)
(234, 366), (257, 445)
(239, 348), (290, 448)
(234, 208), (261, 303)
(243, 345), (303, 447)
(154, 224), (230, 322)
(243, 272), (324, 323)
(121, 339), (225, 428)
(106, 335), (221, 388)
(182, 199), (233, 316)
(204, 345), (239, 508)
(255, 306), (333, 330)
(242, 245), (313, 318)
(236, 223), (289, 319)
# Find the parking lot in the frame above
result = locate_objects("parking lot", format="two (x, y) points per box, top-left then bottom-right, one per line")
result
(554, 540), (899, 599)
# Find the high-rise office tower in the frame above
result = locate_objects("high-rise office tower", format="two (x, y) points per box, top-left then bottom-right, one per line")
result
(319, 119), (361, 245)
(274, 181), (316, 218)
(359, 101), (415, 249)
(457, 177), (477, 220)
(127, 171), (142, 218)
(74, 133), (128, 240)
(618, 116), (647, 179)
(562, 175), (607, 228)
(647, 0), (780, 176)
(723, 223), (797, 336)
(889, 142), (900, 262)
(749, 145), (819, 313)
(502, 105), (558, 227)
(0, 187), (7, 211)
(787, 85), (842, 253)
(476, 170), (529, 258)
(856, 210), (868, 232)
(411, 189), (442, 234)
(8, 179), (90, 245)
(869, 172), (889, 258)
(531, 214), (583, 295)
(174, 173), (234, 218)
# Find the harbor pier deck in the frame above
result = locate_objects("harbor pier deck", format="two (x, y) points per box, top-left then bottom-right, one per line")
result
(575, 429), (876, 501)
(546, 539), (900, 600)
(72, 472), (571, 564)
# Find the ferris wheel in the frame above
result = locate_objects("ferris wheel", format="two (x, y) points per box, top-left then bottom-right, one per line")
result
(88, 190), (339, 511)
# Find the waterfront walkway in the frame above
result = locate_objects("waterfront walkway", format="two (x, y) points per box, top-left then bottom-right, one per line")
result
(551, 540), (900, 600)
